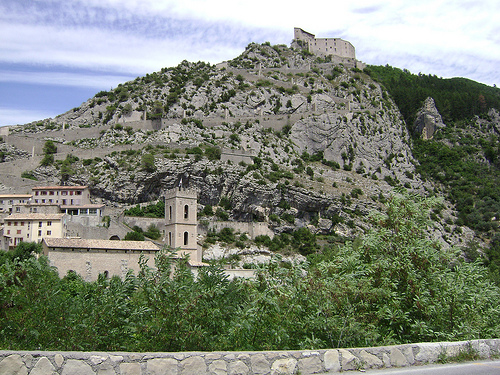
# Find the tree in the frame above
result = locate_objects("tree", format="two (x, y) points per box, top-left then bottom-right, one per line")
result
(40, 153), (54, 166)
(144, 224), (161, 240)
(43, 140), (57, 155)
(141, 153), (156, 173)
(60, 161), (74, 182)
(124, 231), (145, 241)
(485, 234), (500, 285)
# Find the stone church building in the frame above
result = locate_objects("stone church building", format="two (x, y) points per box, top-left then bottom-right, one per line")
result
(43, 187), (205, 281)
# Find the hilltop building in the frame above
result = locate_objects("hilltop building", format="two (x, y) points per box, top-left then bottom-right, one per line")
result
(292, 28), (364, 69)
(293, 27), (356, 59)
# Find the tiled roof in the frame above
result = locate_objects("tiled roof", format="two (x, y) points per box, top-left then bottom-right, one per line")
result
(0, 194), (32, 198)
(43, 237), (160, 251)
(5, 213), (65, 220)
(32, 186), (88, 190)
(60, 204), (105, 209)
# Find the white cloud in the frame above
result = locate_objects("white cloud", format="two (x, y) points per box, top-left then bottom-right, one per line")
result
(0, 0), (498, 129)
(0, 70), (134, 89)
(0, 107), (57, 127)
(0, 19), (245, 75)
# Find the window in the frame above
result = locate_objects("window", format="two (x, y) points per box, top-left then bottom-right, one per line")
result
(183, 231), (189, 246)
(15, 207), (20, 213)
(184, 204), (189, 219)
(9, 200), (13, 204)
(49, 191), (54, 195)
(47, 221), (52, 226)
(14, 222), (17, 226)
(168, 232), (172, 246)
(16, 230), (21, 234)
(20, 222), (24, 226)
(33, 208), (37, 213)
(39, 221), (42, 227)
(7, 222), (10, 226)
(47, 230), (51, 235)
(61, 191), (67, 196)
(38, 230), (42, 236)
(6, 230), (10, 235)
(76, 191), (82, 195)
(89, 209), (97, 215)
(169, 206), (172, 220)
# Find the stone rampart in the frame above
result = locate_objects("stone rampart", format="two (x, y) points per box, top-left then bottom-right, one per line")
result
(2, 339), (499, 374)
(207, 221), (274, 239)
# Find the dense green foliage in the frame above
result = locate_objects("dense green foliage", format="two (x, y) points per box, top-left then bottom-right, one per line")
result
(413, 137), (500, 233)
(124, 200), (165, 218)
(367, 64), (500, 282)
(1, 194), (499, 351)
(365, 65), (500, 124)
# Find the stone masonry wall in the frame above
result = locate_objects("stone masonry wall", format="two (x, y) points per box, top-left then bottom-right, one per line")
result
(1, 339), (499, 374)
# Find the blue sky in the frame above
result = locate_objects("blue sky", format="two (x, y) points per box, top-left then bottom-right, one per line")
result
(1, 0), (499, 127)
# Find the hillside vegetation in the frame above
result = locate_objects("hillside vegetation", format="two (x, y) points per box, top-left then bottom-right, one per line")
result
(2, 41), (500, 351)
(365, 66), (500, 282)
(365, 65), (500, 124)
(1, 194), (499, 352)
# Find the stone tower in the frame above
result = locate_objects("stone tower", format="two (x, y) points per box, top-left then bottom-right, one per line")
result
(164, 186), (200, 262)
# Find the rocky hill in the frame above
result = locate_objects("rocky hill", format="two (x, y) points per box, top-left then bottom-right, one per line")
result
(1, 42), (485, 250)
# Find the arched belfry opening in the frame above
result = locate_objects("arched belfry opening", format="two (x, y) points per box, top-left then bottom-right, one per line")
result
(164, 184), (200, 262)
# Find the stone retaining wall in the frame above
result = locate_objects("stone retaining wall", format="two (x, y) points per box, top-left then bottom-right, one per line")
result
(1, 339), (499, 374)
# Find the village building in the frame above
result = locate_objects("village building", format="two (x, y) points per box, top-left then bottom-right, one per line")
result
(0, 194), (32, 214)
(32, 185), (91, 205)
(42, 238), (160, 281)
(3, 213), (67, 248)
(60, 203), (105, 226)
(41, 186), (207, 281)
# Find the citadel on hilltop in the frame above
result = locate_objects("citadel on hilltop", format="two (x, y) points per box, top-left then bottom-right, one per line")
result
(292, 27), (364, 69)
(293, 27), (356, 59)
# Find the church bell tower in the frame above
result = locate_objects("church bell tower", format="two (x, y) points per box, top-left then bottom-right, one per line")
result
(164, 186), (200, 262)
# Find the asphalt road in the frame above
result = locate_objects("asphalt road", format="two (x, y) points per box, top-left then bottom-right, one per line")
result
(351, 360), (500, 374)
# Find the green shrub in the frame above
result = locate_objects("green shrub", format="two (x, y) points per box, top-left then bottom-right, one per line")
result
(124, 231), (145, 241)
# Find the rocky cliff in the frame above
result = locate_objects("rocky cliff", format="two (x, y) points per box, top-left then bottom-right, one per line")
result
(1, 43), (473, 248)
(413, 97), (446, 139)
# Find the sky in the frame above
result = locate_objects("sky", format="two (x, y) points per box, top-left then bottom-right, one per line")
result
(1, 0), (499, 127)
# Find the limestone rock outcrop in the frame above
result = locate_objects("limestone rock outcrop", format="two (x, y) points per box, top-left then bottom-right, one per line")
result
(414, 97), (445, 139)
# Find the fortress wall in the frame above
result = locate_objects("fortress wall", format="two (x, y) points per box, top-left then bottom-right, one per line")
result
(66, 223), (111, 240)
(208, 221), (274, 239)
(122, 216), (166, 234)
(1, 339), (499, 374)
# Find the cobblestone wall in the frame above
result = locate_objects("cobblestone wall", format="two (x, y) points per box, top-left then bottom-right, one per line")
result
(1, 339), (499, 374)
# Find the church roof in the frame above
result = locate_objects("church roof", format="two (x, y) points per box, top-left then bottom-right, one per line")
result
(43, 238), (160, 252)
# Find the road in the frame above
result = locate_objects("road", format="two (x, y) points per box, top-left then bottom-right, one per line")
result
(350, 360), (500, 374)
